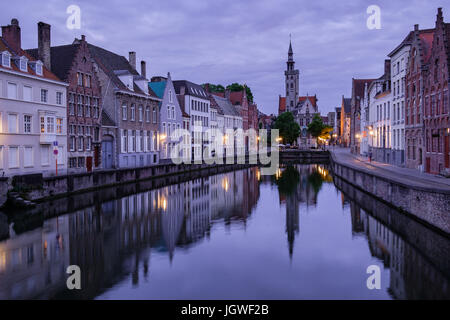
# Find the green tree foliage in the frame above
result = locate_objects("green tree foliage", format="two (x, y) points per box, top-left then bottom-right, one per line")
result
(203, 83), (254, 103)
(307, 114), (332, 144)
(226, 83), (254, 103)
(273, 112), (301, 144)
(202, 83), (225, 92)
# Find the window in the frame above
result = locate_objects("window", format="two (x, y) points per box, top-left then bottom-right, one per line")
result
(24, 115), (32, 133)
(8, 114), (17, 133)
(56, 118), (63, 134)
(24, 146), (33, 167)
(153, 107), (157, 123)
(19, 57), (28, 72)
(70, 136), (75, 151)
(138, 105), (143, 122)
(130, 104), (136, 121)
(84, 74), (91, 88)
(77, 72), (83, 86)
(86, 137), (92, 151)
(167, 106), (171, 119)
(35, 62), (43, 76)
(78, 136), (84, 151)
(56, 92), (63, 105)
(40, 89), (48, 103)
(1, 52), (11, 67)
(7, 82), (17, 99)
(172, 106), (175, 120)
(41, 145), (49, 165)
(9, 146), (19, 168)
(0, 146), (3, 169)
(46, 117), (54, 133)
(23, 86), (32, 101)
(122, 104), (127, 120)
(121, 129), (128, 153)
(146, 107), (150, 122)
(169, 90), (173, 103)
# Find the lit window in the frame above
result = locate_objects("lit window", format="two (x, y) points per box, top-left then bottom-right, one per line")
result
(56, 118), (63, 134)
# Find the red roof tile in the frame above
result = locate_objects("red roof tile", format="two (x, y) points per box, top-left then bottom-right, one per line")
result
(0, 37), (61, 82)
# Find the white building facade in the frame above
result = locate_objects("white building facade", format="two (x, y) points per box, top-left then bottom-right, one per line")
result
(0, 20), (68, 177)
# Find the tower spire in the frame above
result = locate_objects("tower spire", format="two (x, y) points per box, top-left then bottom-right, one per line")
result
(288, 34), (293, 59)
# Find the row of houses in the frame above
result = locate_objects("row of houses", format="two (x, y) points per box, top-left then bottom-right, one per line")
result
(0, 18), (260, 177)
(336, 8), (450, 175)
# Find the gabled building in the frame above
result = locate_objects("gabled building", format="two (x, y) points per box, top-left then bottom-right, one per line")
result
(350, 78), (376, 154)
(0, 19), (68, 177)
(423, 8), (450, 174)
(149, 73), (183, 161)
(88, 46), (161, 168)
(405, 25), (435, 170)
(340, 96), (351, 147)
(27, 26), (102, 173)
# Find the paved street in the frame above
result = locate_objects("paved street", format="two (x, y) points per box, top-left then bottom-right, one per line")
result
(330, 147), (450, 191)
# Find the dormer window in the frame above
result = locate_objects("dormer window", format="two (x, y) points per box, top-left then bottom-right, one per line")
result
(19, 56), (28, 72)
(35, 62), (43, 76)
(29, 60), (43, 76)
(1, 51), (11, 68)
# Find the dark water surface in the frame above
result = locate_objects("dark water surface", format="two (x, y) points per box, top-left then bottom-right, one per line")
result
(0, 164), (448, 299)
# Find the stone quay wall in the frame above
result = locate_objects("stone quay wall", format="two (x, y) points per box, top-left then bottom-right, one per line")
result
(330, 151), (450, 234)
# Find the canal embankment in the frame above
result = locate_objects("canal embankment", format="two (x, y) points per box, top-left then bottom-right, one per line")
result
(330, 148), (450, 234)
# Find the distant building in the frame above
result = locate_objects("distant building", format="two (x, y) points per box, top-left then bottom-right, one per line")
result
(334, 107), (341, 141)
(350, 78), (376, 154)
(149, 73), (183, 161)
(173, 80), (211, 161)
(340, 96), (351, 147)
(0, 19), (68, 177)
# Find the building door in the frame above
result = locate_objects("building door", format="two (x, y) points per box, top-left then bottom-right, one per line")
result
(94, 145), (100, 168)
(86, 156), (93, 172)
(102, 136), (114, 169)
(445, 136), (449, 168)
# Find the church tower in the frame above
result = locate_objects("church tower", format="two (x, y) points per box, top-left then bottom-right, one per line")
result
(285, 38), (299, 112)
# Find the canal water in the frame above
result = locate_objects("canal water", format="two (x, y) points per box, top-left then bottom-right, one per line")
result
(0, 164), (448, 300)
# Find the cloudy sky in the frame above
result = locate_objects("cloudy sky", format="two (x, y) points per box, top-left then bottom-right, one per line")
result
(2, 0), (450, 115)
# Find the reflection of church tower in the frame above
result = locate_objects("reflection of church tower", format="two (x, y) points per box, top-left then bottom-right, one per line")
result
(285, 37), (299, 112)
(286, 192), (300, 258)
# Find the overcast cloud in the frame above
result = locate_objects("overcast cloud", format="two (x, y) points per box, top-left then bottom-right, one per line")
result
(2, 0), (450, 115)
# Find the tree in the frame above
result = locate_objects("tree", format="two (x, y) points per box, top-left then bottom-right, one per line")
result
(274, 112), (300, 144)
(307, 114), (332, 145)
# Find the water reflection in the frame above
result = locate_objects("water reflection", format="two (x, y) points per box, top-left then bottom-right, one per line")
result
(0, 164), (448, 299)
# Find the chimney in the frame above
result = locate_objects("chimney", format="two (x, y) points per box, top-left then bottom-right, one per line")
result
(414, 24), (419, 32)
(129, 51), (136, 70)
(140, 60), (146, 78)
(180, 86), (186, 95)
(81, 34), (86, 42)
(38, 22), (51, 70)
(204, 83), (210, 93)
(384, 59), (391, 78)
(437, 8), (443, 24)
(1, 19), (21, 53)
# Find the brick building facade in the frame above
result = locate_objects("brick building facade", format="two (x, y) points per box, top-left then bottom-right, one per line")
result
(423, 8), (450, 174)
(28, 31), (102, 172)
(405, 25), (434, 170)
